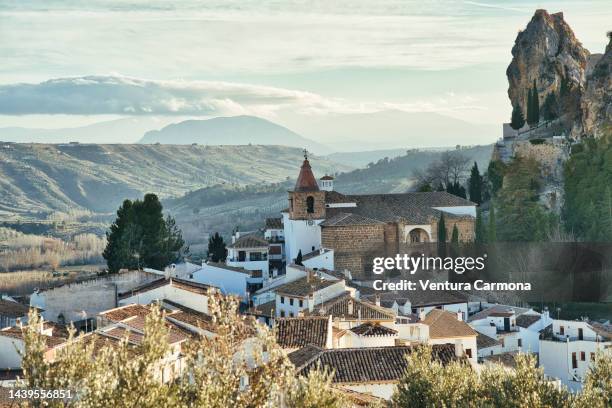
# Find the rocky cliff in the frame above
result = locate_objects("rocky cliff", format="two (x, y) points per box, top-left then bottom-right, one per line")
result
(507, 9), (610, 137)
(582, 34), (612, 137)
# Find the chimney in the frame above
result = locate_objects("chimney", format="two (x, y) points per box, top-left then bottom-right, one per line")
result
(348, 299), (354, 316)
(454, 339), (464, 357)
(308, 294), (315, 313)
(326, 315), (334, 349)
(374, 295), (380, 307)
(418, 309), (426, 321)
(457, 311), (463, 321)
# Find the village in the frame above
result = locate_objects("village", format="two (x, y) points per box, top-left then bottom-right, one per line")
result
(0, 153), (609, 404)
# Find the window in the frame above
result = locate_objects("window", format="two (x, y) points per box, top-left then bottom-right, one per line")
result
(306, 196), (314, 213)
(501, 339), (505, 347)
(580, 352), (585, 361)
(280, 311), (285, 317)
(518, 339), (522, 347)
(590, 352), (595, 361)
(560, 325), (565, 335)
(465, 348), (472, 358)
(238, 251), (246, 262)
(289, 298), (294, 306)
(280, 296), (285, 304)
(572, 352), (577, 369)
(289, 312), (294, 317)
(578, 328), (583, 340)
(250, 252), (262, 261)
(299, 299), (303, 307)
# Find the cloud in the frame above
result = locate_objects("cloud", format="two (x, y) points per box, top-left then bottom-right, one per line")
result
(0, 75), (330, 116)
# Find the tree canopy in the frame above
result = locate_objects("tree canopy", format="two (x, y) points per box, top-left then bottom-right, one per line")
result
(103, 193), (185, 273)
(207, 232), (228, 262)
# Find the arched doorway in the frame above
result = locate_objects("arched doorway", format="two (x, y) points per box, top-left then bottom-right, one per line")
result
(408, 228), (430, 243)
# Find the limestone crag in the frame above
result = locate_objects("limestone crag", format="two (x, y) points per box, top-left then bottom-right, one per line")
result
(506, 9), (589, 137)
(582, 34), (612, 137)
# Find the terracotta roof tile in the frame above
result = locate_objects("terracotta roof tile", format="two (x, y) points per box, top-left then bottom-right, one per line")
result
(227, 234), (269, 249)
(100, 304), (151, 322)
(275, 316), (329, 349)
(118, 277), (214, 300)
(0, 299), (30, 318)
(274, 276), (339, 298)
(516, 314), (541, 328)
(350, 322), (397, 336)
(265, 217), (283, 229)
(291, 344), (459, 384)
(307, 293), (395, 321)
(477, 332), (501, 349)
(320, 213), (386, 227)
(294, 159), (320, 192)
(421, 309), (476, 339)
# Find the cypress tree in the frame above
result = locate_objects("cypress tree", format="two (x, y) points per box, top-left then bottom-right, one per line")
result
(526, 88), (533, 125)
(532, 80), (540, 124)
(295, 250), (303, 266)
(468, 162), (482, 205)
(207, 232), (227, 262)
(451, 225), (459, 244)
(475, 208), (487, 244)
(488, 203), (497, 242)
(437, 213), (447, 257)
(510, 104), (525, 130)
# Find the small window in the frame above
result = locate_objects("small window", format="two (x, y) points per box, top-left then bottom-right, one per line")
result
(465, 348), (472, 358)
(299, 299), (303, 307)
(280, 311), (285, 317)
(560, 326), (565, 335)
(306, 196), (315, 213)
(289, 312), (294, 317)
(289, 298), (294, 306)
(280, 296), (285, 304)
(518, 339), (522, 348)
(572, 352), (577, 369)
(580, 352), (585, 361)
(490, 350), (494, 355)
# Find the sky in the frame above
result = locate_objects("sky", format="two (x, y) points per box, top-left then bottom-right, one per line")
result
(0, 0), (609, 144)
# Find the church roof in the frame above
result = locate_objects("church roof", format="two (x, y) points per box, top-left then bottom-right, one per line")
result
(294, 159), (320, 192)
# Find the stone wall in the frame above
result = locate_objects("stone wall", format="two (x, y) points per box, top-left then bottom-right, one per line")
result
(431, 218), (475, 243)
(288, 191), (326, 220)
(30, 270), (158, 324)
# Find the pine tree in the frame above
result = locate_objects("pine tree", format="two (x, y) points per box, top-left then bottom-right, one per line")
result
(468, 162), (483, 204)
(103, 194), (184, 273)
(207, 232), (227, 262)
(475, 208), (487, 243)
(295, 250), (303, 266)
(488, 202), (497, 242)
(510, 103), (525, 130)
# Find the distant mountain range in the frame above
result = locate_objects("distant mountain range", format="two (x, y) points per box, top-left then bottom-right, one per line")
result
(138, 115), (329, 154)
(284, 110), (498, 151)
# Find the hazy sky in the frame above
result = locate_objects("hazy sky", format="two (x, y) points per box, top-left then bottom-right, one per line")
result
(0, 0), (609, 135)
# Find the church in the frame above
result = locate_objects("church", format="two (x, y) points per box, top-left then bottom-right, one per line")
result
(280, 155), (477, 279)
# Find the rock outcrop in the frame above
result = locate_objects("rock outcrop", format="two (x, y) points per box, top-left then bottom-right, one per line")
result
(507, 9), (611, 138)
(582, 34), (612, 137)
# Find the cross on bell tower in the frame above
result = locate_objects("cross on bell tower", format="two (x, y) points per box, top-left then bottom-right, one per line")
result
(303, 148), (308, 160)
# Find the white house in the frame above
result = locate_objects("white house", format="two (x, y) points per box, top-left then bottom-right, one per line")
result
(341, 322), (398, 348)
(226, 232), (270, 277)
(421, 308), (478, 365)
(539, 319), (612, 392)
(301, 248), (334, 270)
(0, 322), (67, 370)
(192, 262), (257, 300)
(468, 305), (522, 354)
(365, 290), (469, 322)
(118, 277), (215, 315)
(0, 298), (31, 329)
(273, 273), (346, 318)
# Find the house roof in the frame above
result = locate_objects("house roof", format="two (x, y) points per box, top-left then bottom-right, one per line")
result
(323, 191), (475, 224)
(294, 158), (320, 192)
(589, 322), (612, 341)
(320, 212), (386, 227)
(307, 292), (395, 321)
(516, 314), (541, 328)
(163, 300), (216, 333)
(265, 217), (283, 229)
(0, 326), (66, 349)
(290, 344), (459, 384)
(275, 316), (329, 349)
(477, 332), (502, 349)
(421, 309), (476, 339)
(274, 276), (339, 298)
(246, 300), (275, 318)
(227, 234), (269, 249)
(99, 304), (151, 322)
(205, 261), (253, 275)
(364, 288), (468, 308)
(350, 322), (397, 337)
(320, 175), (334, 181)
(0, 299), (30, 318)
(118, 277), (214, 300)
(482, 351), (523, 369)
(468, 305), (528, 322)
(334, 387), (384, 406)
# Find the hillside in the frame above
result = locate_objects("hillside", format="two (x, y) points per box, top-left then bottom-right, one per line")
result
(139, 115), (329, 154)
(0, 143), (348, 220)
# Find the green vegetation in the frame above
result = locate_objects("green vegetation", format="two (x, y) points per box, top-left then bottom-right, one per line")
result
(20, 297), (347, 408)
(541, 92), (559, 121)
(103, 194), (185, 273)
(392, 345), (611, 408)
(563, 133), (612, 241)
(487, 160), (505, 197)
(475, 209), (486, 244)
(495, 157), (557, 241)
(468, 161), (483, 204)
(510, 103), (525, 130)
(207, 232), (227, 262)
(527, 79), (540, 126)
